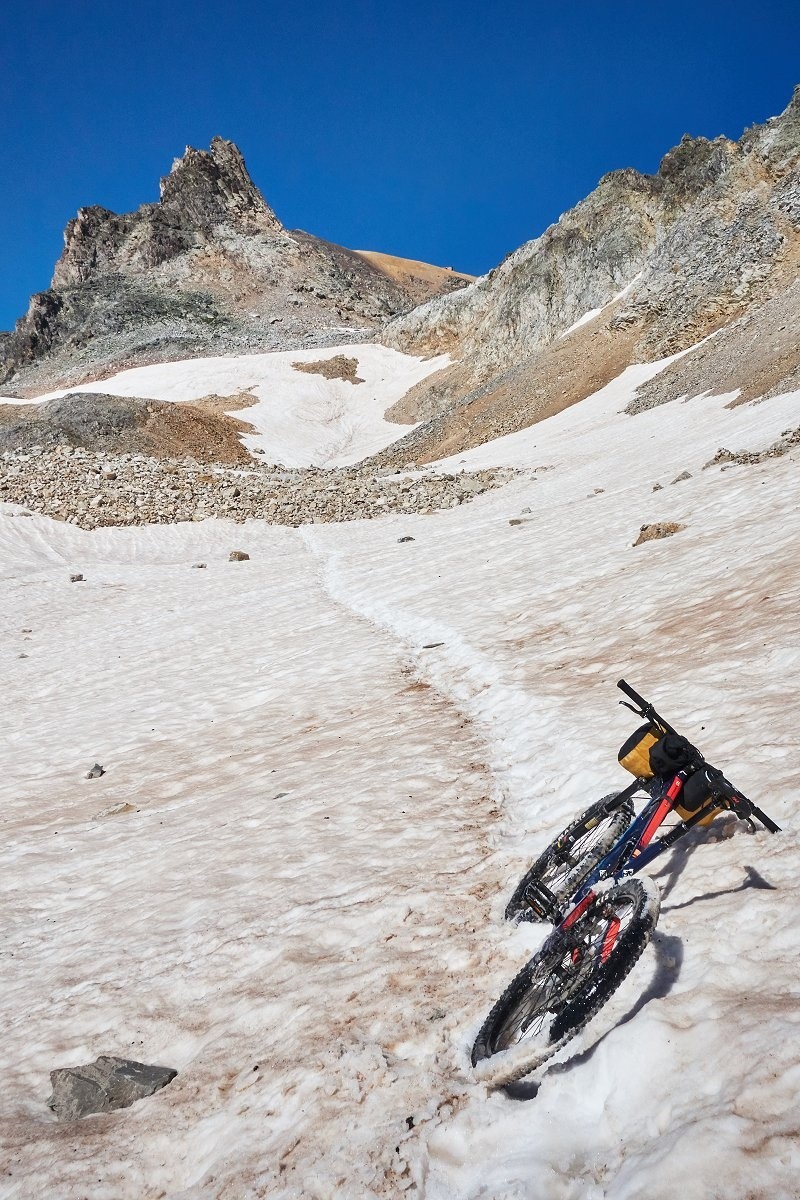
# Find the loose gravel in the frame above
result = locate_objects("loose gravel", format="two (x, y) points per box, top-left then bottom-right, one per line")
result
(0, 446), (512, 529)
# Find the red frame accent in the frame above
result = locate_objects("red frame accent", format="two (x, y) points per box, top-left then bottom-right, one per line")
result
(600, 916), (621, 963)
(560, 775), (685, 940)
(632, 774), (683, 855)
(562, 889), (596, 929)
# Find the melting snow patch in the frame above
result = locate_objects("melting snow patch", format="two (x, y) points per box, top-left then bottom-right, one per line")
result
(2, 357), (799, 1197)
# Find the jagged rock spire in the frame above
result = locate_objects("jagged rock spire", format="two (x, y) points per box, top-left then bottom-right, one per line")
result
(52, 138), (282, 288)
(158, 137), (282, 232)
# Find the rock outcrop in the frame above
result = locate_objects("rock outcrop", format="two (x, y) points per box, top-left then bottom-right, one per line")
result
(1, 138), (469, 395)
(0, 391), (257, 463)
(50, 140), (283, 295)
(375, 87), (800, 464)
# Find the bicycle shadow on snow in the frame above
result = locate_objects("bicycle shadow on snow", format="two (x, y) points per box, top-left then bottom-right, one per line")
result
(660, 864), (776, 913)
(649, 821), (776, 912)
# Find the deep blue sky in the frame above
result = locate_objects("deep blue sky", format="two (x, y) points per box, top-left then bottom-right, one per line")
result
(2, 1), (798, 329)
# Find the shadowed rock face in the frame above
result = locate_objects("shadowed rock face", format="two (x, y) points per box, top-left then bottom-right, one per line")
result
(1, 139), (468, 395)
(374, 87), (800, 465)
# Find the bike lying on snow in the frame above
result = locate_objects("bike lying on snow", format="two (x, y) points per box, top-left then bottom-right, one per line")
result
(471, 679), (781, 1087)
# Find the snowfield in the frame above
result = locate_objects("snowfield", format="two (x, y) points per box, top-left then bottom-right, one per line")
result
(1, 346), (799, 1199)
(0, 344), (450, 467)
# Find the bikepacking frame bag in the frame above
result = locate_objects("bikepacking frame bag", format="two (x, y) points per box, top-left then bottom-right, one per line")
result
(678, 768), (722, 826)
(618, 725), (720, 826)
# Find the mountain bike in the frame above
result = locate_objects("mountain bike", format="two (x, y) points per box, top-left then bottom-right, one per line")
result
(471, 679), (781, 1087)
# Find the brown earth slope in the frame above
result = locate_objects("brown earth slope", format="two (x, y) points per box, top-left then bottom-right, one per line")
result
(0, 392), (257, 464)
(355, 251), (475, 305)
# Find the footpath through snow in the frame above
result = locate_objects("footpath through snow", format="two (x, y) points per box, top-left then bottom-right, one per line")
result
(299, 362), (800, 1199)
(1, 344), (799, 1198)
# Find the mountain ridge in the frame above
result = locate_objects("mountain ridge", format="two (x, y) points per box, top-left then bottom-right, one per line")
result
(4, 91), (799, 468)
(1, 138), (469, 396)
(372, 86), (800, 464)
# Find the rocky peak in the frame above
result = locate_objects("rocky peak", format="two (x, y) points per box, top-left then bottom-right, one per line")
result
(657, 133), (738, 197)
(52, 137), (281, 288)
(4, 135), (473, 392)
(753, 84), (800, 167)
(158, 137), (282, 232)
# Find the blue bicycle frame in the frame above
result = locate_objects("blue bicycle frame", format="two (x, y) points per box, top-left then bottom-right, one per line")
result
(572, 772), (702, 904)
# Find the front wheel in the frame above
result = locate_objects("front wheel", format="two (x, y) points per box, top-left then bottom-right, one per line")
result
(505, 793), (635, 924)
(473, 875), (660, 1087)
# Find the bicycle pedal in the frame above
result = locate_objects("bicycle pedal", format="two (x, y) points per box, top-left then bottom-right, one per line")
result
(522, 881), (561, 923)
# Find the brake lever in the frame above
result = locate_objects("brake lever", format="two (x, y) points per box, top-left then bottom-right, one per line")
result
(729, 798), (761, 834)
(725, 792), (781, 833)
(735, 810), (757, 834)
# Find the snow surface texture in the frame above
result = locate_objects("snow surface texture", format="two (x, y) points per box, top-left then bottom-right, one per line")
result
(0, 344), (450, 467)
(2, 348), (799, 1199)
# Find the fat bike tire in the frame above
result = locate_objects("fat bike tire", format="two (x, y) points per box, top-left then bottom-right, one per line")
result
(473, 876), (660, 1087)
(505, 793), (636, 924)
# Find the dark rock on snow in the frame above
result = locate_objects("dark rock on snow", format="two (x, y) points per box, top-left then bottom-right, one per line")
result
(47, 1056), (177, 1120)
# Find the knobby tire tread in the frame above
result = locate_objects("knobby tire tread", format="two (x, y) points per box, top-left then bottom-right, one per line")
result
(474, 878), (659, 1087)
(505, 793), (635, 923)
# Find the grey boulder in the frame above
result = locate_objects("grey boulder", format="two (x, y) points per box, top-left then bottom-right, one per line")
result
(47, 1056), (177, 1121)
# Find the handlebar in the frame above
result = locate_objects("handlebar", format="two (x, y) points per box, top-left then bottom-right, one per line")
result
(616, 678), (650, 711)
(616, 677), (676, 735)
(702, 764), (782, 833)
(616, 679), (781, 834)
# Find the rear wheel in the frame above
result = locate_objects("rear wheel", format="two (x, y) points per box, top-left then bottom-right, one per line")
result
(473, 876), (660, 1086)
(505, 793), (635, 923)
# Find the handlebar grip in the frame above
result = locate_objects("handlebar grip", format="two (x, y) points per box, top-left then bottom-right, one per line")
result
(751, 805), (782, 834)
(617, 678), (650, 711)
